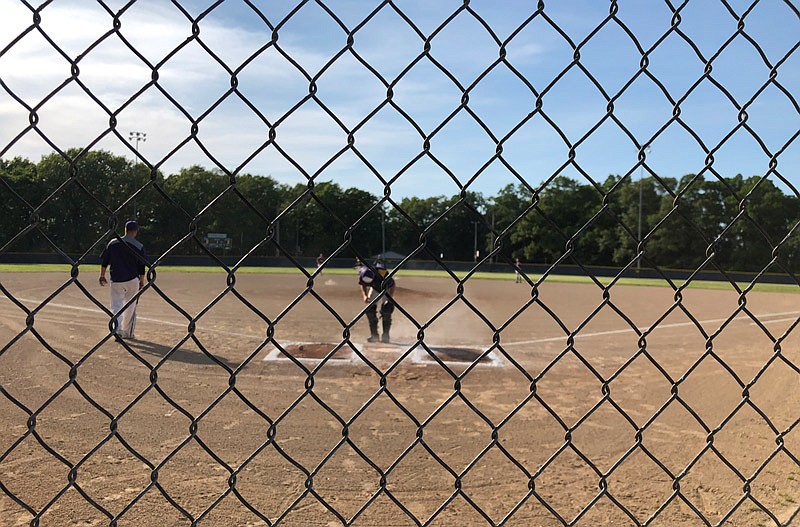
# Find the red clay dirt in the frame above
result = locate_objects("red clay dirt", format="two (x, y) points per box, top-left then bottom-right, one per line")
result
(1, 271), (799, 526)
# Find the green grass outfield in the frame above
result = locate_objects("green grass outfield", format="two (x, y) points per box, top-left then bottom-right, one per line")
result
(1, 263), (797, 294)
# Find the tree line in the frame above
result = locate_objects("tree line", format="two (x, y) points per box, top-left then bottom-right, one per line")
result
(0, 149), (797, 273)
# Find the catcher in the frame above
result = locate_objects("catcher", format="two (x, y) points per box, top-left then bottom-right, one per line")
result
(358, 259), (396, 343)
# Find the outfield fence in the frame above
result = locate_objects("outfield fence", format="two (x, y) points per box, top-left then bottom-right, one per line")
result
(3, 252), (800, 286)
(1, 1), (800, 526)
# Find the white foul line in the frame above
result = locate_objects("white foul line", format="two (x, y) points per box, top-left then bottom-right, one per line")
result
(0, 295), (266, 341)
(754, 316), (800, 326)
(1, 295), (797, 347)
(502, 310), (800, 347)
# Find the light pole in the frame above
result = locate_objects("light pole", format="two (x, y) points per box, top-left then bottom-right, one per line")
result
(472, 221), (479, 263)
(381, 203), (386, 258)
(637, 145), (651, 271)
(129, 131), (146, 155)
(490, 207), (495, 264)
(128, 131), (146, 219)
(275, 205), (281, 257)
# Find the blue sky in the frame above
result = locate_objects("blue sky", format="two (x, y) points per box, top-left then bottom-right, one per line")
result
(0, 0), (798, 199)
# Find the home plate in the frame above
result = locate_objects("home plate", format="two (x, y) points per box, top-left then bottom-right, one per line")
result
(263, 342), (361, 364)
(411, 345), (503, 367)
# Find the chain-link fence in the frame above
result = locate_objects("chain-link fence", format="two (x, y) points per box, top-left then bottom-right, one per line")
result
(2, 1), (800, 526)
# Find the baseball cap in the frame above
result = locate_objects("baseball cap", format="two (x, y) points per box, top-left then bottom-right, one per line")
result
(125, 220), (139, 231)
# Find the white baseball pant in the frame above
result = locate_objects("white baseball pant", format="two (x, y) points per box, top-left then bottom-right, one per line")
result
(110, 278), (139, 338)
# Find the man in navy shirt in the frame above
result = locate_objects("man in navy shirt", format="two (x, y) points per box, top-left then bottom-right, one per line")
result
(99, 220), (147, 339)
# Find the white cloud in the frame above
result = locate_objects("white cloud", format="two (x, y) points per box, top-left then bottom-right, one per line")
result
(0, 0), (390, 175)
(2, 0), (794, 196)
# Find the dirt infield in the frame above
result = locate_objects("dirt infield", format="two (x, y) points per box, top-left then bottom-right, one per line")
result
(1, 271), (799, 526)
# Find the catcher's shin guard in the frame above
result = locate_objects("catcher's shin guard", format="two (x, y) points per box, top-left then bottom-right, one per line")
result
(366, 304), (379, 341)
(380, 300), (394, 343)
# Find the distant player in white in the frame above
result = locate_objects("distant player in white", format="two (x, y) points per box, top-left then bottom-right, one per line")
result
(99, 220), (146, 339)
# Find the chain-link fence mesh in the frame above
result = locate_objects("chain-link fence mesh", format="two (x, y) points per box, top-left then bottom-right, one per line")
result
(2, 0), (800, 525)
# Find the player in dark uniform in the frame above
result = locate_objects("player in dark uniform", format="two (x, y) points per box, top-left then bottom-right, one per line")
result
(99, 220), (147, 339)
(358, 259), (396, 343)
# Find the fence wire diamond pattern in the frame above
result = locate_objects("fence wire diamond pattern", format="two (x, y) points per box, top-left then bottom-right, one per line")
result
(1, 1), (800, 526)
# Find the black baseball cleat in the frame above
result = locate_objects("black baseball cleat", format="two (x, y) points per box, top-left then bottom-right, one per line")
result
(367, 335), (380, 343)
(381, 334), (390, 343)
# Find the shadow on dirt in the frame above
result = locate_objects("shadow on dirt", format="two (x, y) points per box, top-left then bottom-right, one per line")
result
(123, 339), (240, 369)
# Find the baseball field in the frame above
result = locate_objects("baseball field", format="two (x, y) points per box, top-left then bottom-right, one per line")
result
(1, 269), (799, 526)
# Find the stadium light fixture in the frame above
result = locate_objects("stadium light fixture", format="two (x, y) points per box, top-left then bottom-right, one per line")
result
(128, 131), (146, 218)
(128, 131), (146, 156)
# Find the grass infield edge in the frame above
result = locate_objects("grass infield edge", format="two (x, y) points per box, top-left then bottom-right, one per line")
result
(1, 263), (797, 293)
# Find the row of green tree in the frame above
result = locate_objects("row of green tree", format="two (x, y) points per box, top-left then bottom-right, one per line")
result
(1, 149), (797, 273)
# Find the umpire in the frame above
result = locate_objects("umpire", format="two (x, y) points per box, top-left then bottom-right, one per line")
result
(99, 220), (147, 340)
(358, 259), (396, 343)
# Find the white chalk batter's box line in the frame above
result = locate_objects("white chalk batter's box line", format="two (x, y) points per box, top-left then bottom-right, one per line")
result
(263, 341), (504, 368)
(263, 342), (364, 364)
(410, 345), (504, 368)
